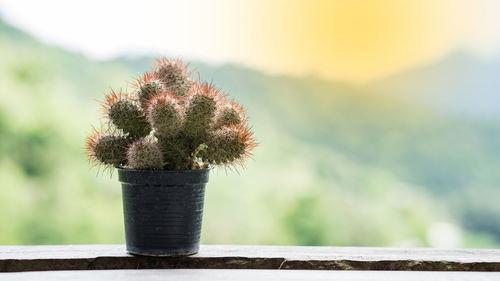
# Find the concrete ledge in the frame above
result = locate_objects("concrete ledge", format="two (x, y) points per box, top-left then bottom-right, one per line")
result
(3, 269), (500, 281)
(1, 245), (499, 272)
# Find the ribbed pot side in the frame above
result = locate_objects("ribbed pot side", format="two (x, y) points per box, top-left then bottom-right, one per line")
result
(117, 168), (210, 256)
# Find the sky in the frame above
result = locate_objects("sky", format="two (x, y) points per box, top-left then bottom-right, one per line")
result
(1, 0), (500, 82)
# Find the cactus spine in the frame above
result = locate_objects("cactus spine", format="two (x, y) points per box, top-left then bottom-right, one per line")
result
(86, 57), (256, 171)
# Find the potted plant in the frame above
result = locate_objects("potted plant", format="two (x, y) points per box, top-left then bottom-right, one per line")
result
(85, 58), (256, 256)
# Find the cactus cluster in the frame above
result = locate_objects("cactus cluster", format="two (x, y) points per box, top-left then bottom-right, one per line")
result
(86, 58), (256, 171)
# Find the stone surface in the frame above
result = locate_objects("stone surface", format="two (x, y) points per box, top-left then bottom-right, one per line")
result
(2, 269), (500, 281)
(0, 245), (499, 272)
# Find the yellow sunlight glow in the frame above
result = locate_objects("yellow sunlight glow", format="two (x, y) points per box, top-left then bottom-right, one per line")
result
(246, 0), (463, 82)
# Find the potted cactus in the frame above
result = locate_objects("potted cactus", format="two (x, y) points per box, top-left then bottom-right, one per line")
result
(85, 58), (256, 256)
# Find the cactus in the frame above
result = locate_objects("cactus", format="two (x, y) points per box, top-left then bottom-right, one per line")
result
(213, 99), (245, 129)
(86, 128), (132, 168)
(201, 125), (256, 166)
(102, 90), (150, 138)
(86, 57), (257, 171)
(127, 137), (163, 170)
(183, 82), (218, 139)
(132, 73), (164, 110)
(152, 58), (193, 98)
(157, 134), (192, 170)
(146, 93), (183, 137)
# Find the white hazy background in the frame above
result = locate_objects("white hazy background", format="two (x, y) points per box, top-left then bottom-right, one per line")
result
(1, 0), (500, 82)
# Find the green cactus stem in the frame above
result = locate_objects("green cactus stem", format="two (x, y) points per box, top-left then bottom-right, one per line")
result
(183, 82), (218, 139)
(146, 93), (183, 137)
(213, 100), (245, 129)
(201, 125), (256, 167)
(86, 129), (131, 167)
(152, 58), (192, 97)
(133, 73), (164, 110)
(126, 137), (163, 170)
(157, 134), (193, 170)
(103, 90), (150, 139)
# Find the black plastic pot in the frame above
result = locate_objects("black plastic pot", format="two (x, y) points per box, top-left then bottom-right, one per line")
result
(117, 168), (210, 256)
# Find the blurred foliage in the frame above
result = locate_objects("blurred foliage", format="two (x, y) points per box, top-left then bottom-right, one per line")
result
(0, 18), (499, 247)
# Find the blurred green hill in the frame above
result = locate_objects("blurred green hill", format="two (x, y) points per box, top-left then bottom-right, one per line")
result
(370, 51), (500, 118)
(0, 18), (499, 247)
